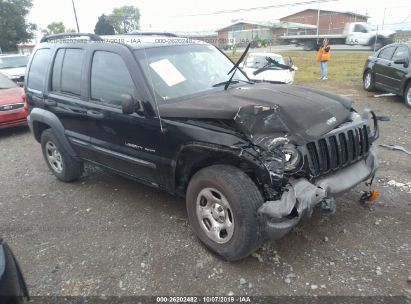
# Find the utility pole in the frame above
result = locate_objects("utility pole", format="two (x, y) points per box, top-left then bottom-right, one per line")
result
(71, 0), (80, 32)
(316, 3), (321, 44)
(382, 8), (386, 30)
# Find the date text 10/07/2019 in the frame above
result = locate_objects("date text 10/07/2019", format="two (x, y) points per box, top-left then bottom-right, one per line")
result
(156, 296), (252, 303)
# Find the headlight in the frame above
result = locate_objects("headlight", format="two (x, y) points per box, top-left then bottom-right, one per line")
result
(281, 144), (302, 171)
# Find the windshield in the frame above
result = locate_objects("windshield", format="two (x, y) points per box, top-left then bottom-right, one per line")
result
(135, 44), (248, 102)
(0, 73), (18, 89)
(244, 55), (285, 69)
(0, 56), (29, 69)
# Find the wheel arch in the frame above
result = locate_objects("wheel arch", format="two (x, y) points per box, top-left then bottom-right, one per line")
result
(173, 144), (270, 198)
(28, 108), (77, 157)
(402, 77), (411, 97)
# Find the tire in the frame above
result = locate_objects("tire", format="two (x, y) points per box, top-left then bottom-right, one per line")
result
(404, 83), (411, 109)
(41, 129), (83, 182)
(363, 70), (375, 92)
(186, 165), (264, 261)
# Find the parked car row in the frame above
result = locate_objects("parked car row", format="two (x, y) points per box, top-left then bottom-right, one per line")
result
(0, 73), (28, 129)
(363, 42), (411, 108)
(0, 54), (29, 86)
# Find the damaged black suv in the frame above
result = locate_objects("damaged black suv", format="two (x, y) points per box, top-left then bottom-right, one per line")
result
(26, 33), (379, 261)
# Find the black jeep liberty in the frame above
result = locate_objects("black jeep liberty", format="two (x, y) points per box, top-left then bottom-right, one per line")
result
(25, 33), (379, 261)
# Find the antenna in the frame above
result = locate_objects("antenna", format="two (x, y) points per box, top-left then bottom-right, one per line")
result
(143, 48), (165, 133)
(71, 0), (80, 32)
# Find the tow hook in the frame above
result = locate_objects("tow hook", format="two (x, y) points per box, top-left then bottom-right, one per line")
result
(319, 198), (336, 215)
(360, 189), (379, 203)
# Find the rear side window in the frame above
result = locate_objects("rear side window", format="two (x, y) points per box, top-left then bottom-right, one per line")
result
(51, 49), (65, 92)
(392, 46), (409, 61)
(378, 47), (395, 60)
(90, 51), (134, 106)
(27, 48), (51, 91)
(61, 49), (84, 96)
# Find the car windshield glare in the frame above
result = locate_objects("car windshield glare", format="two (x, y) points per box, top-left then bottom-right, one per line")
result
(0, 56), (29, 69)
(135, 44), (248, 102)
(0, 73), (18, 89)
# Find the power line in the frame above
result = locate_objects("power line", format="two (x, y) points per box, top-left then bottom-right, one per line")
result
(180, 0), (339, 17)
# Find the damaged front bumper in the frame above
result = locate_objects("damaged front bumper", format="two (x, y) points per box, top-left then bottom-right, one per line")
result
(258, 145), (378, 240)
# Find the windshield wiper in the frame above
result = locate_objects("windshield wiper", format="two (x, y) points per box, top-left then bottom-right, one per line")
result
(253, 57), (294, 76)
(223, 43), (251, 90)
(212, 79), (253, 88)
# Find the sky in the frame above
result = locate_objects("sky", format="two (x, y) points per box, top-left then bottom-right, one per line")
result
(28, 0), (411, 39)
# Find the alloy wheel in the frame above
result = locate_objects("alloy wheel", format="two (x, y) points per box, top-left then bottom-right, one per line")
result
(45, 141), (63, 173)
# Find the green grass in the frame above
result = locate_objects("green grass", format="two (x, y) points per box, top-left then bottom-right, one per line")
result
(229, 51), (372, 84)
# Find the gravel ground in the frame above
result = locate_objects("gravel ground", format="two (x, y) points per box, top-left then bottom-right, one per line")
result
(0, 80), (410, 297)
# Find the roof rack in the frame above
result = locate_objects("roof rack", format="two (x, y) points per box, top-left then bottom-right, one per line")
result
(40, 33), (103, 43)
(124, 32), (178, 37)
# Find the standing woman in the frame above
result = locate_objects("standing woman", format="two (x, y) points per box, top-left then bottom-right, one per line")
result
(316, 39), (331, 80)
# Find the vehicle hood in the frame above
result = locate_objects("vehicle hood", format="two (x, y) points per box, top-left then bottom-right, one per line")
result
(0, 67), (26, 78)
(243, 67), (293, 83)
(0, 87), (24, 105)
(159, 83), (352, 144)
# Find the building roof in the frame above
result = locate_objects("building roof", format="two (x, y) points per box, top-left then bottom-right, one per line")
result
(175, 30), (217, 38)
(216, 19), (317, 32)
(280, 9), (368, 20)
(216, 20), (276, 32)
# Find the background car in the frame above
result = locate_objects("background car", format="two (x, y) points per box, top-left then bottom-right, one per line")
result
(363, 42), (411, 108)
(0, 73), (27, 129)
(240, 52), (298, 84)
(0, 55), (30, 86)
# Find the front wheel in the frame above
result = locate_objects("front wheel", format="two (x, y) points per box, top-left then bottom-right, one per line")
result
(404, 83), (411, 108)
(186, 165), (264, 261)
(363, 70), (375, 92)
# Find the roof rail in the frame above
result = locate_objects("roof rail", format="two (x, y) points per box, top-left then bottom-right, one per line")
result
(124, 32), (178, 37)
(40, 33), (103, 43)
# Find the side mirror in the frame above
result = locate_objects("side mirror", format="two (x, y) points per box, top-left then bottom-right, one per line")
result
(288, 56), (294, 66)
(393, 58), (409, 68)
(121, 94), (144, 115)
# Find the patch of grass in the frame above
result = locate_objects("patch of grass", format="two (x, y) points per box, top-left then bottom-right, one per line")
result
(228, 51), (372, 84)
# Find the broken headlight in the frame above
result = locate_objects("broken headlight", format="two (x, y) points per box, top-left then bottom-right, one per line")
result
(281, 144), (302, 171)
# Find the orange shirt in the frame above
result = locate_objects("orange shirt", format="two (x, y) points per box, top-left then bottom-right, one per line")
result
(316, 46), (331, 62)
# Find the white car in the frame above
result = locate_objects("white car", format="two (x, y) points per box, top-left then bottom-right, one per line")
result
(0, 55), (30, 85)
(240, 53), (297, 84)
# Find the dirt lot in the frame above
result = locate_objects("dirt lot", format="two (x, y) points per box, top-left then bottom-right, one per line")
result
(0, 80), (410, 297)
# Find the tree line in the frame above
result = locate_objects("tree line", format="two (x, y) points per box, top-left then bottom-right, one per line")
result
(0, 1), (140, 52)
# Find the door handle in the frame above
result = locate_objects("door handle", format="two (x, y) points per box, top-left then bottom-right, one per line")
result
(87, 110), (104, 119)
(44, 99), (57, 106)
(387, 62), (392, 66)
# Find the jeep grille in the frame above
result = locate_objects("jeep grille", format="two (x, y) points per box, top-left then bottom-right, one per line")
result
(306, 124), (370, 177)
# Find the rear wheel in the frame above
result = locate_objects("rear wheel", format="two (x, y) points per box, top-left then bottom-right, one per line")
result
(363, 70), (375, 92)
(186, 165), (264, 261)
(41, 129), (83, 182)
(404, 83), (411, 108)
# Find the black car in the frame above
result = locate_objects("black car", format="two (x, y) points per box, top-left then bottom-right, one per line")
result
(26, 33), (379, 261)
(363, 42), (411, 107)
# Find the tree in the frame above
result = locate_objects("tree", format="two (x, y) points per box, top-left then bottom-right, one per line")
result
(109, 6), (140, 34)
(94, 14), (115, 35)
(41, 22), (68, 36)
(0, 0), (36, 52)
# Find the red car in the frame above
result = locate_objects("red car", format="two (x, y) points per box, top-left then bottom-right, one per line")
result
(0, 73), (27, 129)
